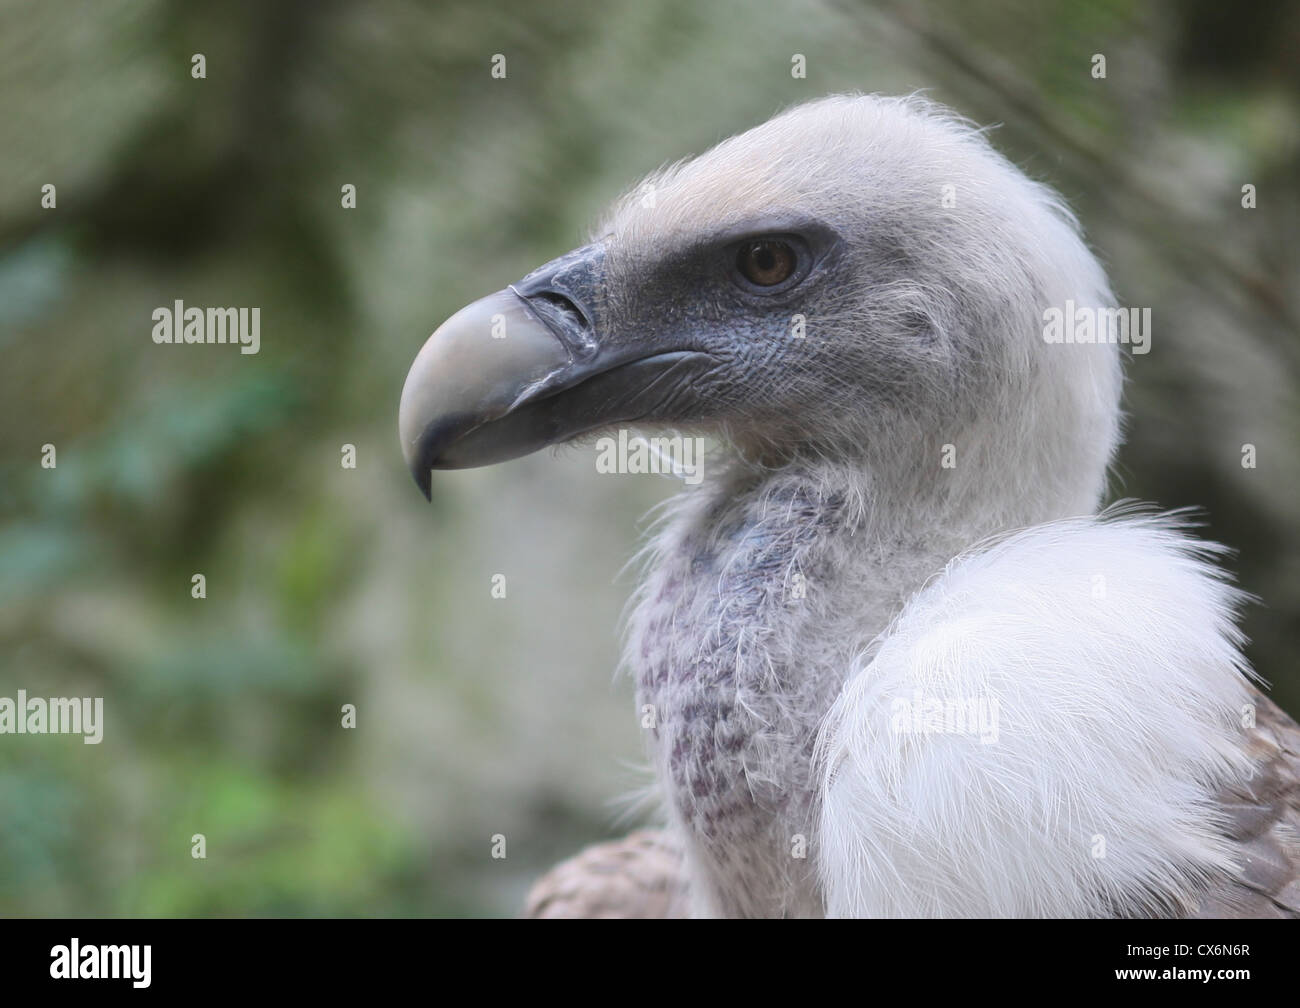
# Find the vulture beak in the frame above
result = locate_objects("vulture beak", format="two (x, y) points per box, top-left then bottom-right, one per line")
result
(399, 242), (711, 499)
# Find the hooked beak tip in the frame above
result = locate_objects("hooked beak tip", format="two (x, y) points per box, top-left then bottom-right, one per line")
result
(398, 288), (575, 489)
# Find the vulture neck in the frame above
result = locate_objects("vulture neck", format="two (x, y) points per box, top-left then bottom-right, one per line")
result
(632, 435), (1099, 917)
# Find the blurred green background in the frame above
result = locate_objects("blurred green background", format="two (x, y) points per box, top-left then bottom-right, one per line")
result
(1, 0), (1297, 916)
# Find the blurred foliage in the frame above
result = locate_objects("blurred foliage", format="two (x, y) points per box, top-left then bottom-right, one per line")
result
(0, 0), (1296, 916)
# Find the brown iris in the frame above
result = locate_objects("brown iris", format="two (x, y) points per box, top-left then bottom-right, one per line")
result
(737, 239), (796, 287)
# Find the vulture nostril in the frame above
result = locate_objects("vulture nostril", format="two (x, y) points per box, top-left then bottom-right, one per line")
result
(523, 290), (597, 357)
(532, 291), (588, 329)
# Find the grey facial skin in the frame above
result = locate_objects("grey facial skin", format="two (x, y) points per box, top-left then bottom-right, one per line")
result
(396, 214), (873, 501)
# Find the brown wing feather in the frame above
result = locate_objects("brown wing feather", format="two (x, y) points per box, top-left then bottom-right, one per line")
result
(523, 830), (688, 919)
(1192, 692), (1300, 918)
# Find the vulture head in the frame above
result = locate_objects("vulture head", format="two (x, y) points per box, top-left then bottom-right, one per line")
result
(400, 95), (1121, 527)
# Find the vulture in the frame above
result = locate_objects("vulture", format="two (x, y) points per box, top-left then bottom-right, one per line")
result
(399, 94), (1300, 918)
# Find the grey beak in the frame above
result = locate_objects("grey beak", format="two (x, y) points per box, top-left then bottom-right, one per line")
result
(398, 289), (573, 497)
(399, 244), (716, 499)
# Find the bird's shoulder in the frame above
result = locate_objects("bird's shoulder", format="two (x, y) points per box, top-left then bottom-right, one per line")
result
(522, 830), (688, 919)
(815, 512), (1286, 917)
(1193, 692), (1300, 917)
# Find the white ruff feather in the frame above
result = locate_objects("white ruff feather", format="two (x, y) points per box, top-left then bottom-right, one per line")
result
(816, 510), (1256, 917)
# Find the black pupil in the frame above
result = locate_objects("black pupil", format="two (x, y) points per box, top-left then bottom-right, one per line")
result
(742, 241), (790, 285)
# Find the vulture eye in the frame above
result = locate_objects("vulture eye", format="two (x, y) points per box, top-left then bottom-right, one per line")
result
(735, 239), (799, 289)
